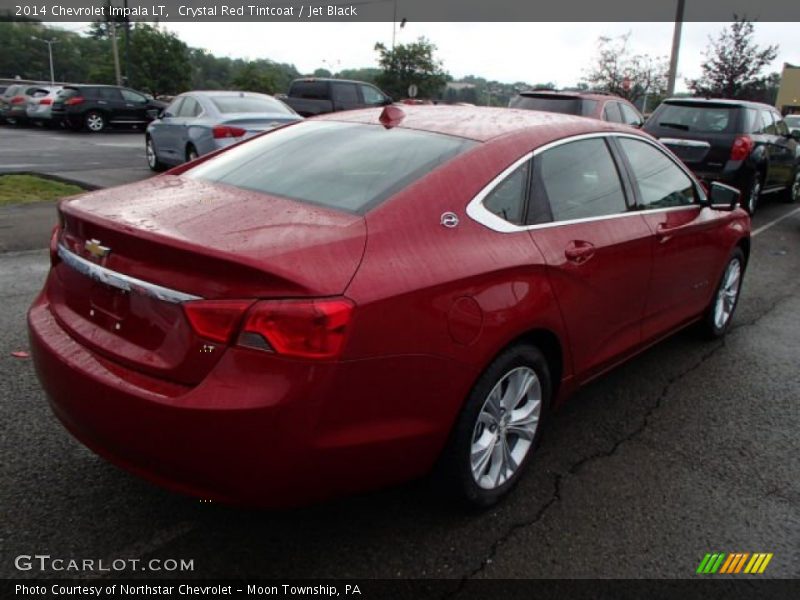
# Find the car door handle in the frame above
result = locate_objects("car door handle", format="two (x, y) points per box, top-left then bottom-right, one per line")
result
(564, 241), (595, 264)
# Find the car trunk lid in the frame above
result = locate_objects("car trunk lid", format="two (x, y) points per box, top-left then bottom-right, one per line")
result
(50, 176), (366, 385)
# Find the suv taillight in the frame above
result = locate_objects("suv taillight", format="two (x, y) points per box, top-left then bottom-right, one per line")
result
(212, 125), (247, 139)
(730, 135), (753, 161)
(182, 297), (355, 359)
(39, 98), (53, 105)
(64, 96), (85, 106)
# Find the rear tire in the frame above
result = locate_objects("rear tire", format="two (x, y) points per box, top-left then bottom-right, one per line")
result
(145, 136), (167, 172)
(84, 110), (106, 133)
(701, 248), (745, 339)
(186, 144), (199, 163)
(744, 172), (763, 215)
(437, 343), (550, 508)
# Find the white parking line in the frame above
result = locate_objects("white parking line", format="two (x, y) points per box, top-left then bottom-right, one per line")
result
(752, 206), (800, 237)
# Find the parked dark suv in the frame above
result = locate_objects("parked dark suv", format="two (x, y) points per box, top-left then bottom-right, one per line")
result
(51, 85), (165, 132)
(644, 98), (800, 213)
(509, 90), (644, 127)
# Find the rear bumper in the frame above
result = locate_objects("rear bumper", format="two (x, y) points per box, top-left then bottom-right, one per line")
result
(28, 291), (469, 506)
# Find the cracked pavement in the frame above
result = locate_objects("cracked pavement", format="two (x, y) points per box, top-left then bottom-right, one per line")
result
(1, 198), (798, 585)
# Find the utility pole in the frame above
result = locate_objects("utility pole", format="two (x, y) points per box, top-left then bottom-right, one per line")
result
(31, 37), (58, 85)
(109, 19), (122, 86)
(666, 0), (685, 97)
(123, 0), (131, 85)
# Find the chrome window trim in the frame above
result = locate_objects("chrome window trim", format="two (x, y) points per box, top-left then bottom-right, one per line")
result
(57, 243), (202, 304)
(466, 131), (706, 233)
(659, 137), (711, 148)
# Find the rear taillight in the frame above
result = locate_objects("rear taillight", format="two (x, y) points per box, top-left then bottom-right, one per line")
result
(39, 98), (53, 105)
(64, 96), (85, 106)
(183, 300), (254, 344)
(730, 135), (753, 161)
(183, 297), (355, 359)
(212, 125), (247, 139)
(242, 298), (355, 359)
(10, 96), (25, 105)
(49, 225), (61, 266)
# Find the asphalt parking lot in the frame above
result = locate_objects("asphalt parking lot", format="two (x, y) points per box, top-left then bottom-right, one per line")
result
(0, 151), (799, 583)
(0, 125), (150, 189)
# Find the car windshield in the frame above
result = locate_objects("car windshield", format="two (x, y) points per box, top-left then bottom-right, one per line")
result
(655, 104), (737, 133)
(210, 95), (293, 114)
(186, 121), (476, 213)
(509, 95), (597, 116)
(785, 115), (800, 127)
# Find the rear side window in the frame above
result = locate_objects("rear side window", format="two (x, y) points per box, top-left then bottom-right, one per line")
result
(360, 84), (385, 105)
(759, 110), (776, 134)
(186, 121), (477, 213)
(291, 81), (328, 100)
(653, 103), (737, 133)
(603, 102), (623, 123)
(177, 96), (202, 117)
(210, 95), (292, 114)
(619, 138), (696, 208)
(332, 83), (359, 104)
(483, 162), (530, 225)
(536, 138), (628, 222)
(510, 95), (597, 117)
(98, 88), (122, 101)
(620, 104), (643, 127)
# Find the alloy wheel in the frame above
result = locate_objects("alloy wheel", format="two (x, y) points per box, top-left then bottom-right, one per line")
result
(146, 139), (157, 169)
(470, 366), (542, 490)
(713, 258), (742, 330)
(747, 177), (761, 214)
(86, 112), (105, 132)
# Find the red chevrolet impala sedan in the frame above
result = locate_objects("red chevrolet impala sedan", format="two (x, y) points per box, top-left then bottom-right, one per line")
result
(28, 106), (750, 507)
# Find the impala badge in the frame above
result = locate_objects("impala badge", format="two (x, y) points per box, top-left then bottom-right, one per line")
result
(84, 239), (111, 260)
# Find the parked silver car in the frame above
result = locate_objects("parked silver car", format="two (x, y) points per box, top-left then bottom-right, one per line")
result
(1, 84), (51, 124)
(26, 85), (63, 126)
(145, 91), (301, 171)
(786, 115), (800, 136)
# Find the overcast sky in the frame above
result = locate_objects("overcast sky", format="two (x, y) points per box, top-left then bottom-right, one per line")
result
(58, 21), (798, 92)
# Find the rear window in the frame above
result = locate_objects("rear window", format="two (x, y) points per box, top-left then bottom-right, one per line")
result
(510, 95), (597, 117)
(186, 121), (476, 213)
(783, 115), (799, 128)
(653, 103), (739, 133)
(3, 85), (22, 97)
(210, 95), (293, 114)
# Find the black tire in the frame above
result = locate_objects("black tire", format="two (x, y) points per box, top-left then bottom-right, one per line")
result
(84, 110), (106, 133)
(781, 170), (800, 204)
(743, 172), (763, 215)
(701, 247), (746, 339)
(437, 343), (551, 508)
(186, 144), (199, 163)
(145, 136), (167, 172)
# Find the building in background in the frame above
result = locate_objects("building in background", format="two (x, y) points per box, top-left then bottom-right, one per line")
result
(775, 63), (800, 115)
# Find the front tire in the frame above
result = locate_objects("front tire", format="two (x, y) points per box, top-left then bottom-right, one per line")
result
(84, 110), (106, 133)
(782, 170), (800, 204)
(438, 343), (551, 507)
(701, 248), (745, 338)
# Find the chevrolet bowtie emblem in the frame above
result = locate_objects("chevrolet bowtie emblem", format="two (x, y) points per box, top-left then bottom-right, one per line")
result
(84, 238), (111, 259)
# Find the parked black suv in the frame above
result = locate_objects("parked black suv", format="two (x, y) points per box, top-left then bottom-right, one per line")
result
(644, 98), (800, 213)
(278, 78), (392, 117)
(51, 85), (165, 133)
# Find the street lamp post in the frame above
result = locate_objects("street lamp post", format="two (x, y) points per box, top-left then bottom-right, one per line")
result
(31, 36), (58, 85)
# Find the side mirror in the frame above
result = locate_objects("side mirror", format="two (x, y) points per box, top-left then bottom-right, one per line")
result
(161, 110), (173, 119)
(707, 181), (740, 211)
(146, 108), (160, 120)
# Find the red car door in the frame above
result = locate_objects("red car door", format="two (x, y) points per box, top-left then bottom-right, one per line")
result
(614, 136), (728, 340)
(527, 136), (652, 380)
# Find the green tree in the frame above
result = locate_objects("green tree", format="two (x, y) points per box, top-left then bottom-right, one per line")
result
(231, 62), (276, 94)
(374, 37), (449, 99)
(687, 17), (779, 100)
(128, 24), (191, 96)
(583, 33), (668, 105)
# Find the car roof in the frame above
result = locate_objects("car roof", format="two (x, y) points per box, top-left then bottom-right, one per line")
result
(292, 78), (374, 86)
(185, 91), (274, 97)
(315, 105), (644, 143)
(518, 90), (623, 102)
(662, 97), (776, 110)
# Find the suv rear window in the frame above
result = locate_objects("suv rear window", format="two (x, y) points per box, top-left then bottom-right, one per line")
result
(210, 95), (292, 114)
(186, 121), (476, 213)
(510, 95), (597, 117)
(652, 103), (739, 133)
